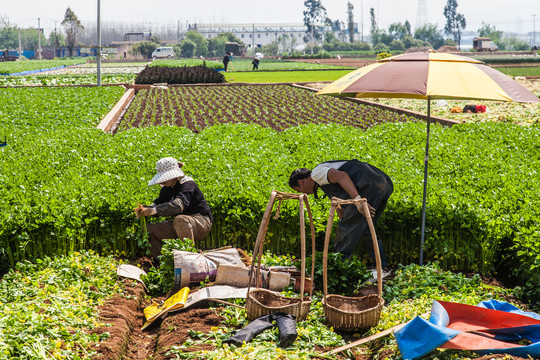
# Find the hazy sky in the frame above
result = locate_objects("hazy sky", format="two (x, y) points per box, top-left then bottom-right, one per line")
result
(3, 0), (539, 37)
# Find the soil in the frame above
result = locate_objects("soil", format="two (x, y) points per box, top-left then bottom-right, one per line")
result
(88, 265), (535, 360)
(152, 308), (223, 360)
(89, 278), (224, 360)
(90, 280), (146, 360)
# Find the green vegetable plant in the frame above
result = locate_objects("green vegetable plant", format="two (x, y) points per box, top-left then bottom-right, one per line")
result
(0, 250), (122, 359)
(307, 252), (371, 296)
(141, 238), (198, 296)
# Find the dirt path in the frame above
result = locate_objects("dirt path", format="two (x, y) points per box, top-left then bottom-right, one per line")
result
(90, 278), (225, 360)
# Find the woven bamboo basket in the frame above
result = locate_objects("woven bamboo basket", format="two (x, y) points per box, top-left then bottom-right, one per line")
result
(246, 191), (316, 322)
(245, 288), (311, 321)
(322, 197), (384, 331)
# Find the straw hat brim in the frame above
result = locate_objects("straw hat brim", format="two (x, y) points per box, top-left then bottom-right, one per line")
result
(148, 168), (185, 186)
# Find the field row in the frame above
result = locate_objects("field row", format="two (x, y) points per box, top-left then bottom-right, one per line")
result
(118, 85), (414, 132)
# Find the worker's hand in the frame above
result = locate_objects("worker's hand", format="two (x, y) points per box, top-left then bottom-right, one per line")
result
(140, 207), (157, 217)
(354, 196), (375, 218)
(133, 204), (156, 218)
(133, 204), (144, 218)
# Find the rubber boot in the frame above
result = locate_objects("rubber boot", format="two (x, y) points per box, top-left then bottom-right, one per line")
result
(275, 312), (297, 348)
(223, 314), (275, 346)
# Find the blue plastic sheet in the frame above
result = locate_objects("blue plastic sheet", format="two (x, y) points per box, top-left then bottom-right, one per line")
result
(395, 300), (540, 360)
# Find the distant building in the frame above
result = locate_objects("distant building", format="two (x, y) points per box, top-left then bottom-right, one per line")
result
(184, 23), (361, 51)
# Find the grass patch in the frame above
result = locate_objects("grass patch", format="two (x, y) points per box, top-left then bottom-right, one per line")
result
(224, 69), (353, 83)
(496, 66), (540, 77)
(0, 59), (86, 75)
(225, 59), (352, 71)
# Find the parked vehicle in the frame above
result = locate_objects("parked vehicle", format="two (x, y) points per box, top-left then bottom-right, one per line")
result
(473, 37), (498, 52)
(0, 49), (18, 62)
(151, 47), (174, 59)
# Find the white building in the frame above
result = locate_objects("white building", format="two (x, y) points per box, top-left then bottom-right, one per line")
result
(184, 23), (359, 51)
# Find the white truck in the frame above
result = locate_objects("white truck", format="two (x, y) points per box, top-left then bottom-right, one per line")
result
(151, 47), (175, 59)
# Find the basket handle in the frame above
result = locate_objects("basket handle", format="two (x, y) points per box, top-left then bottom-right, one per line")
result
(247, 190), (277, 296)
(298, 196), (306, 306)
(247, 190), (317, 302)
(322, 204), (337, 299)
(302, 194), (316, 298)
(322, 197), (383, 301)
(362, 201), (383, 300)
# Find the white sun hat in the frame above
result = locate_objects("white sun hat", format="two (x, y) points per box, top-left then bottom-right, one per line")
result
(148, 157), (185, 186)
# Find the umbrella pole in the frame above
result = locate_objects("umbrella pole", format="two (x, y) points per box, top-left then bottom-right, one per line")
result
(420, 97), (431, 265)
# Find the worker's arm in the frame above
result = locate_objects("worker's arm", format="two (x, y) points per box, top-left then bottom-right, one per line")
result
(327, 169), (375, 217)
(327, 169), (359, 198)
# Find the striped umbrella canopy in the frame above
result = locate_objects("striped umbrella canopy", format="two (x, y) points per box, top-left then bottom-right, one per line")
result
(316, 51), (540, 265)
(317, 51), (539, 102)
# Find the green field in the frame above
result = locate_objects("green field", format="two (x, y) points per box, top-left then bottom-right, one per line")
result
(0, 64), (539, 360)
(224, 69), (353, 83)
(496, 66), (540, 77)
(223, 58), (352, 71)
(0, 59), (87, 74)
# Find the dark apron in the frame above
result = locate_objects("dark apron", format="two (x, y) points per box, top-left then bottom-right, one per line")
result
(318, 159), (393, 266)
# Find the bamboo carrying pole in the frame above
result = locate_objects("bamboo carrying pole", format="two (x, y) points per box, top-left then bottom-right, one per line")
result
(246, 191), (316, 300)
(303, 194), (317, 295)
(322, 312), (430, 356)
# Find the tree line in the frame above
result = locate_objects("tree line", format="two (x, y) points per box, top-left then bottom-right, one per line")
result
(302, 0), (531, 53)
(0, 1), (532, 59)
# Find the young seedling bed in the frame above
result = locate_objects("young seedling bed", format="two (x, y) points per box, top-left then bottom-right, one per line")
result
(115, 84), (416, 133)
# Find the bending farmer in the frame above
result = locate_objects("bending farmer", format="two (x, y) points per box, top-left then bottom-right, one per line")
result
(135, 157), (213, 259)
(289, 159), (392, 267)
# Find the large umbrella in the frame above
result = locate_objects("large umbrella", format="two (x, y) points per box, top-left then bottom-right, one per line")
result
(316, 51), (539, 264)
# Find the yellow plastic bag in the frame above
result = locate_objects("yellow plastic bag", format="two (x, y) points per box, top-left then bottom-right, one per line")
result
(142, 287), (190, 330)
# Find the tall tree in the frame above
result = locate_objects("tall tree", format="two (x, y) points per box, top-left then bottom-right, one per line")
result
(61, 8), (84, 56)
(347, 2), (355, 43)
(278, 33), (298, 53)
(478, 22), (503, 45)
(370, 8), (376, 30)
(48, 30), (65, 48)
(185, 31), (208, 57)
(180, 39), (196, 58)
(369, 7), (377, 45)
(303, 0), (327, 45)
(388, 21), (411, 41)
(414, 23), (444, 49)
(443, 0), (466, 49)
(0, 27), (19, 50)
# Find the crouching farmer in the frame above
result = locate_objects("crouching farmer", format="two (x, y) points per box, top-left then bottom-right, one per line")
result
(135, 157), (212, 259)
(289, 159), (393, 268)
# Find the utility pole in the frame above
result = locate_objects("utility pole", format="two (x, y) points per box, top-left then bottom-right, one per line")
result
(533, 14), (537, 48)
(18, 28), (22, 60)
(360, 0), (364, 42)
(252, 23), (255, 57)
(37, 18), (42, 60)
(97, 0), (102, 86)
(310, 23), (314, 55)
(54, 22), (58, 58)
